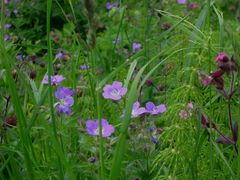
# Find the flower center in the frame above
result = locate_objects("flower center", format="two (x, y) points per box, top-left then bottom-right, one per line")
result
(94, 128), (104, 136)
(110, 89), (120, 97)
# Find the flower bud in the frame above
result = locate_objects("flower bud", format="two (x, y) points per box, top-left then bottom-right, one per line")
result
(29, 69), (37, 79)
(4, 115), (17, 128)
(12, 69), (17, 80)
(145, 79), (153, 87)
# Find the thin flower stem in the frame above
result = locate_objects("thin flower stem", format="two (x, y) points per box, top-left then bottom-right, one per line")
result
(228, 71), (238, 153)
(96, 91), (105, 180)
(228, 72), (234, 134)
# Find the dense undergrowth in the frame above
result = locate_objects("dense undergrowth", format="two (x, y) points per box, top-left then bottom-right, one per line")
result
(0, 0), (240, 179)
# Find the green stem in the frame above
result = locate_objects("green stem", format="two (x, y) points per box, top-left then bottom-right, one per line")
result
(96, 91), (105, 180)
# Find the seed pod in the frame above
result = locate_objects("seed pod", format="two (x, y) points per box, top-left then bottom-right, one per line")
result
(12, 69), (17, 80)
(4, 115), (17, 128)
(145, 79), (153, 87)
(29, 69), (37, 79)
(39, 62), (45, 68)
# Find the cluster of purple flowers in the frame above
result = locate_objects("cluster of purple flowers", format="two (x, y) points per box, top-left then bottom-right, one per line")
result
(85, 81), (167, 138)
(42, 74), (75, 115)
(55, 86), (75, 115)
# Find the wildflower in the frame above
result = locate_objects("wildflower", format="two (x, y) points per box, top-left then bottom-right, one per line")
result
(55, 51), (64, 60)
(55, 86), (75, 115)
(132, 42), (141, 54)
(88, 157), (96, 163)
(215, 53), (236, 73)
(5, 24), (11, 29)
(102, 81), (127, 100)
(80, 64), (90, 70)
(145, 102), (166, 115)
(4, 0), (8, 5)
(57, 96), (74, 114)
(152, 135), (158, 144)
(86, 119), (115, 137)
(42, 74), (65, 85)
(188, 3), (198, 10)
(177, 0), (187, 4)
(179, 102), (193, 120)
(106, 2), (118, 10)
(145, 79), (153, 87)
(200, 70), (225, 90)
(16, 53), (23, 60)
(215, 52), (227, 63)
(13, 9), (18, 15)
(112, 38), (121, 44)
(4, 34), (9, 41)
(179, 110), (188, 120)
(131, 101), (146, 118)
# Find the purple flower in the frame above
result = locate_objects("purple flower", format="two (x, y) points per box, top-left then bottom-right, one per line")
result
(16, 53), (23, 60)
(4, 0), (8, 5)
(80, 64), (90, 70)
(145, 102), (166, 115)
(57, 96), (74, 114)
(106, 2), (118, 10)
(179, 110), (187, 120)
(102, 81), (127, 100)
(177, 0), (187, 4)
(55, 86), (75, 99)
(55, 51), (64, 60)
(55, 86), (75, 115)
(13, 9), (18, 15)
(215, 52), (226, 63)
(132, 42), (141, 54)
(112, 38), (121, 44)
(42, 74), (65, 85)
(5, 24), (11, 29)
(131, 101), (146, 118)
(4, 34), (9, 42)
(152, 135), (158, 144)
(179, 102), (193, 120)
(86, 119), (115, 138)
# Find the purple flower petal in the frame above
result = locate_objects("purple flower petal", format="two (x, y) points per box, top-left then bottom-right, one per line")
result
(177, 0), (187, 4)
(42, 74), (65, 85)
(55, 86), (75, 99)
(86, 119), (115, 138)
(132, 42), (141, 54)
(102, 81), (127, 101)
(131, 101), (146, 118)
(146, 102), (167, 115)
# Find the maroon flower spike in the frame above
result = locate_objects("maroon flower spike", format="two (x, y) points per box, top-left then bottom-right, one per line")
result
(210, 69), (224, 79)
(212, 77), (224, 90)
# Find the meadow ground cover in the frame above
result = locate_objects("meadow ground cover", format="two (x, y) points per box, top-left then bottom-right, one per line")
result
(0, 0), (240, 179)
